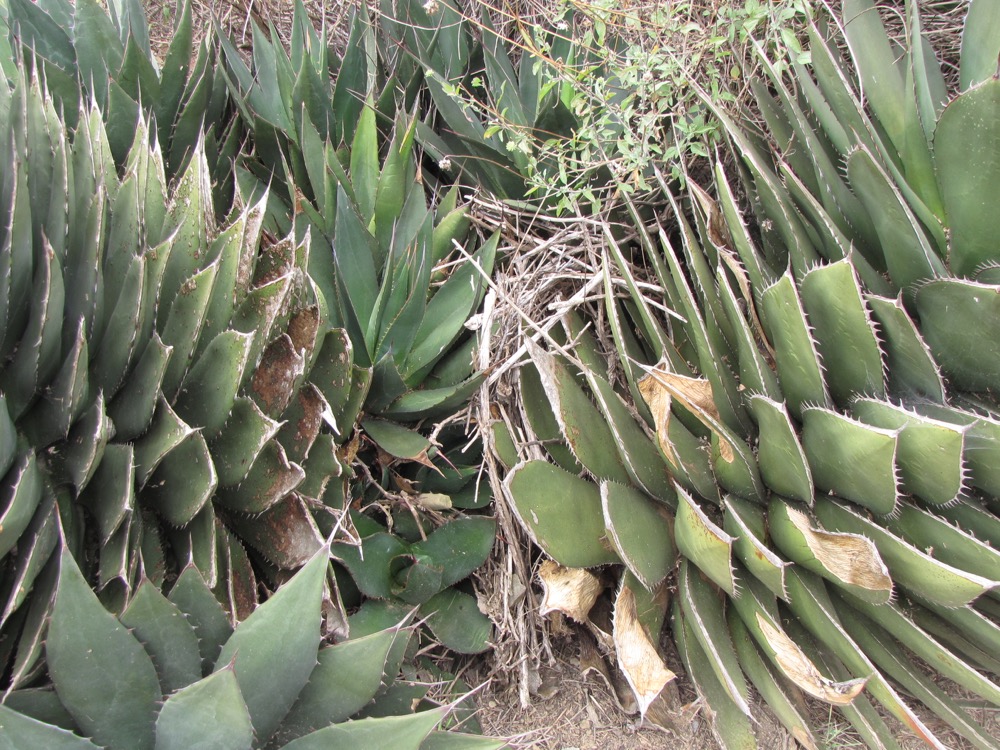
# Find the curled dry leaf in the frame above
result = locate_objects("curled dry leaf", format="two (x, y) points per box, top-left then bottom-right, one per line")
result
(538, 560), (603, 623)
(755, 613), (868, 705)
(638, 365), (734, 462)
(786, 506), (893, 593)
(414, 492), (452, 510)
(613, 582), (676, 718)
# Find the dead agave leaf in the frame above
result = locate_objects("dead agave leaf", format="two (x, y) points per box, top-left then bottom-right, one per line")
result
(414, 492), (452, 510)
(689, 180), (730, 251)
(538, 560), (604, 623)
(786, 506), (893, 593)
(613, 582), (677, 718)
(579, 627), (638, 714)
(755, 613), (868, 705)
(638, 366), (734, 463)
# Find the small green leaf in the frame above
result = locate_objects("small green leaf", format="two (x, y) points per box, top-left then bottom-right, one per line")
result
(168, 565), (233, 672)
(283, 708), (445, 750)
(420, 588), (492, 654)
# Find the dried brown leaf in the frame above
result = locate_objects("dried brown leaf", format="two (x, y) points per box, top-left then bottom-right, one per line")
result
(613, 583), (676, 718)
(538, 560), (603, 623)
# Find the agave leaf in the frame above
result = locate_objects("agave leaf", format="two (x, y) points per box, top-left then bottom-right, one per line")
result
(936, 79), (1000, 276)
(613, 579), (675, 718)
(841, 611), (998, 750)
(151, 667), (250, 750)
(410, 517), (496, 589)
(748, 396), (812, 505)
(214, 439), (303, 515)
(799, 260), (885, 404)
(865, 295), (945, 401)
(760, 273), (829, 419)
(525, 339), (630, 484)
(785, 569), (949, 749)
(934, 496), (1000, 548)
(851, 399), (966, 505)
(0, 453), (43, 560)
(891, 501), (1000, 583)
(173, 330), (254, 435)
(716, 266), (780, 400)
(910, 402), (1000, 496)
(140, 429), (216, 526)
(801, 407), (899, 514)
(420, 588), (491, 655)
(420, 733), (507, 750)
(350, 100), (379, 223)
(213, 548), (326, 741)
(228, 496), (323, 571)
(284, 707), (445, 750)
(518, 361), (581, 474)
(675, 486), (735, 595)
(537, 560), (603, 622)
(678, 560), (750, 715)
(601, 482), (675, 590)
(960, 0), (1000, 90)
(672, 602), (756, 750)
(77, 443), (133, 545)
(814, 499), (999, 608)
(727, 609), (821, 750)
(0, 705), (100, 749)
(55, 393), (110, 492)
(209, 397), (282, 487)
(768, 500), (892, 605)
(585, 369), (675, 503)
(119, 580), (201, 694)
(47, 548), (160, 750)
(504, 460), (617, 568)
(167, 564), (232, 670)
(723, 497), (789, 600)
(106, 334), (171, 442)
(915, 278), (1000, 392)
(834, 588), (1000, 706)
(281, 628), (409, 746)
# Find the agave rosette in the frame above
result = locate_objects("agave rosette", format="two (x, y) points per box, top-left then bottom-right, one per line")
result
(500, 1), (1000, 747)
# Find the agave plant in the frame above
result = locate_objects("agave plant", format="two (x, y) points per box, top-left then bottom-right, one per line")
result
(0, 547), (503, 750)
(498, 1), (1000, 747)
(0, 25), (496, 696)
(5, 0), (236, 203)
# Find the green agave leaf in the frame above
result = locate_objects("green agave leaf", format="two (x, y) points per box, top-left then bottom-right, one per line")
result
(601, 481), (675, 590)
(420, 588), (492, 655)
(276, 627), (404, 744)
(332, 533), (409, 600)
(674, 485), (735, 595)
(727, 609), (820, 750)
(119, 580), (202, 695)
(168, 564), (232, 670)
(760, 273), (829, 419)
(173, 330), (254, 435)
(47, 548), (160, 750)
(936, 79), (1000, 276)
(799, 260), (885, 404)
(843, 613), (998, 750)
(834, 589), (1000, 707)
(814, 499), (999, 608)
(504, 460), (618, 568)
(672, 602), (756, 750)
(910, 401), (1000, 496)
(518, 361), (582, 474)
(851, 398), (966, 505)
(55, 393), (110, 492)
(22, 320), (89, 447)
(213, 439), (304, 515)
(0, 705), (99, 750)
(678, 560), (751, 716)
(107, 334), (171, 442)
(419, 732), (507, 750)
(846, 147), (945, 290)
(0, 452), (43, 560)
(584, 369), (675, 503)
(784, 570), (948, 749)
(525, 339), (629, 484)
(723, 497), (789, 600)
(77, 443), (133, 545)
(214, 548), (327, 741)
(0, 490), (58, 631)
(140, 430), (216, 527)
(865, 295), (945, 402)
(283, 707), (445, 750)
(410, 517), (496, 589)
(362, 419), (434, 462)
(154, 667), (253, 750)
(801, 407), (899, 514)
(748, 395), (812, 505)
(960, 0), (1000, 91)
(915, 278), (1000, 393)
(768, 500), (892, 605)
(209, 397), (281, 487)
